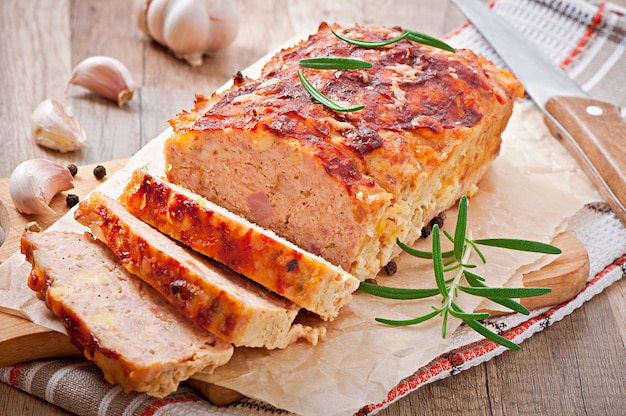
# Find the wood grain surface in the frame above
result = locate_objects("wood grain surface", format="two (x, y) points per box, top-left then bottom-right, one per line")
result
(1, 1), (625, 415)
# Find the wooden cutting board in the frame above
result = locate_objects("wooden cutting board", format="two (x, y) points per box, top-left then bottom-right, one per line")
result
(0, 159), (589, 369)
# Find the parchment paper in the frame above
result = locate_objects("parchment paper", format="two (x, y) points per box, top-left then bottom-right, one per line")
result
(0, 98), (602, 415)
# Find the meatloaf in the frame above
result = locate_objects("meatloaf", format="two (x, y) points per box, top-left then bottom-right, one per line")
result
(120, 167), (359, 321)
(21, 231), (234, 397)
(74, 192), (325, 349)
(164, 22), (524, 280)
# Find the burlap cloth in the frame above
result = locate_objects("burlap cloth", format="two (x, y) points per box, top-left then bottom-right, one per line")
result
(1, 0), (625, 414)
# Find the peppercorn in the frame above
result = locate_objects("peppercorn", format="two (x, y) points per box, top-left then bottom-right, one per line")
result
(420, 226), (431, 239)
(364, 278), (378, 285)
(383, 261), (397, 276)
(66, 194), (79, 208)
(93, 164), (107, 179)
(429, 212), (445, 229)
(66, 163), (78, 177)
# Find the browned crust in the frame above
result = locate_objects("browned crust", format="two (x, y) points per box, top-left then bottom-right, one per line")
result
(171, 22), (522, 197)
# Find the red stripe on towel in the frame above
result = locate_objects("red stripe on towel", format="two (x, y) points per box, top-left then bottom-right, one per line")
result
(8, 363), (24, 387)
(140, 394), (203, 416)
(561, 2), (606, 67)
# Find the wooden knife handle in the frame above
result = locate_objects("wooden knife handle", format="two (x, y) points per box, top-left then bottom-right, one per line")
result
(544, 96), (626, 226)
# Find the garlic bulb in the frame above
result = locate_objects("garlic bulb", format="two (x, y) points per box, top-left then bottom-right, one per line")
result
(9, 159), (75, 215)
(137, 0), (239, 66)
(67, 56), (136, 106)
(31, 99), (86, 153)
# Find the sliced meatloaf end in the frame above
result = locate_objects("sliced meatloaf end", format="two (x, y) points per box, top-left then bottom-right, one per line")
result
(21, 231), (234, 398)
(74, 192), (324, 349)
(120, 167), (360, 321)
(164, 23), (523, 280)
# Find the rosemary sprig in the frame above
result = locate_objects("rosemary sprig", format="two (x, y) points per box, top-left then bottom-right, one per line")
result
(403, 29), (456, 53)
(297, 69), (365, 112)
(331, 27), (456, 52)
(359, 195), (558, 350)
(296, 27), (453, 112)
(299, 57), (372, 70)
(331, 27), (411, 48)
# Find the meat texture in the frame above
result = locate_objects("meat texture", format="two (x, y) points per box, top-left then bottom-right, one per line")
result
(74, 192), (325, 349)
(164, 22), (524, 280)
(21, 231), (234, 398)
(120, 168), (359, 321)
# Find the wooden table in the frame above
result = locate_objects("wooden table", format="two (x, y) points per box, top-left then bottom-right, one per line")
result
(1, 0), (625, 415)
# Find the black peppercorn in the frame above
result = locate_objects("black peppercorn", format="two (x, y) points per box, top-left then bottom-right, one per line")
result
(429, 213), (445, 229)
(93, 164), (107, 179)
(364, 278), (378, 285)
(383, 261), (397, 276)
(66, 163), (78, 177)
(66, 194), (79, 208)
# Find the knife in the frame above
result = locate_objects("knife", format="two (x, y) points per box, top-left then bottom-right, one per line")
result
(451, 0), (626, 226)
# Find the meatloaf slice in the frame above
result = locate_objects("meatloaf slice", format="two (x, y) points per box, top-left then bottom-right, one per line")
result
(120, 168), (359, 321)
(21, 231), (234, 398)
(74, 192), (324, 349)
(164, 22), (523, 280)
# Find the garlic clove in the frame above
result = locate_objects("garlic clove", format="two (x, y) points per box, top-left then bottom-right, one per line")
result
(0, 199), (10, 247)
(9, 159), (75, 215)
(67, 56), (136, 106)
(136, 0), (152, 36)
(31, 98), (86, 153)
(205, 0), (239, 52)
(143, 0), (169, 46)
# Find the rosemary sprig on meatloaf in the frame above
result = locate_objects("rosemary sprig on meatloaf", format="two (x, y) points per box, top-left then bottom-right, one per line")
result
(298, 57), (373, 70)
(297, 69), (366, 112)
(297, 26), (455, 112)
(331, 26), (455, 52)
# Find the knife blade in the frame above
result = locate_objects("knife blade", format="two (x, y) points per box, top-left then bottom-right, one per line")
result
(451, 0), (626, 226)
